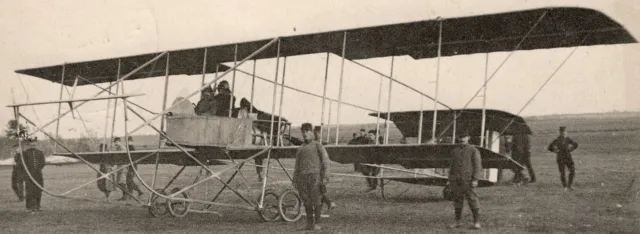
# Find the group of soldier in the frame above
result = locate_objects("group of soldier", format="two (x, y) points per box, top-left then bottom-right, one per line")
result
(293, 123), (580, 231)
(9, 117), (579, 230)
(194, 80), (237, 117)
(96, 136), (144, 201)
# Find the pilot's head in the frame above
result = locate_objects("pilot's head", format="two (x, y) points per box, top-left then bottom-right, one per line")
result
(301, 123), (314, 143)
(113, 137), (121, 143)
(202, 86), (214, 97)
(217, 81), (230, 92)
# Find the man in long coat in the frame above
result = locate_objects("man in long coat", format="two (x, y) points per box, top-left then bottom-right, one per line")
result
(448, 130), (482, 229)
(15, 139), (46, 212)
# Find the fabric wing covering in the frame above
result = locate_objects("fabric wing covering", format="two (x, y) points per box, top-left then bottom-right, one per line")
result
(16, 7), (636, 86)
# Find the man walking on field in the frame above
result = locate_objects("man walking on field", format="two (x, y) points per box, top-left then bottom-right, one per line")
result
(448, 130), (482, 229)
(293, 123), (330, 231)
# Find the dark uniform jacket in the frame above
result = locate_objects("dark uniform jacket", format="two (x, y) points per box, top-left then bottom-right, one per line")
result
(15, 147), (45, 179)
(448, 144), (483, 184)
(212, 90), (236, 117)
(194, 95), (218, 116)
(511, 134), (531, 162)
(547, 136), (578, 157)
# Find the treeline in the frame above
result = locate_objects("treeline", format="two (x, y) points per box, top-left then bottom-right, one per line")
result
(0, 136), (98, 160)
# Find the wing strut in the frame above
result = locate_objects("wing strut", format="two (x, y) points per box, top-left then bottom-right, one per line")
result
(490, 35), (589, 146)
(437, 11), (548, 139)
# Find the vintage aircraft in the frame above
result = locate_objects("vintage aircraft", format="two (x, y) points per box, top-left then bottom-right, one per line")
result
(9, 6), (636, 222)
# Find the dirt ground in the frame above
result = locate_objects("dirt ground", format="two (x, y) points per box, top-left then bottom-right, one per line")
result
(1, 129), (639, 233)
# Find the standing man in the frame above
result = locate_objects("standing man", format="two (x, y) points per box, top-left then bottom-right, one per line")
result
(124, 136), (143, 200)
(293, 123), (330, 231)
(11, 144), (25, 202)
(448, 130), (482, 229)
(513, 134), (536, 183)
(361, 130), (381, 191)
(15, 138), (46, 212)
(313, 126), (336, 212)
(547, 126), (579, 191)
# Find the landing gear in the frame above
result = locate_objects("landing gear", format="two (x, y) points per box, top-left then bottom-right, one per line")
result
(278, 189), (303, 222)
(148, 189), (169, 217)
(257, 189), (281, 222)
(166, 187), (191, 218)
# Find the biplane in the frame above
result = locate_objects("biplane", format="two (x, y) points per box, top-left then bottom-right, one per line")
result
(8, 6), (636, 222)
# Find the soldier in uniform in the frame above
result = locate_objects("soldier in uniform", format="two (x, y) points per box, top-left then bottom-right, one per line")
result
(11, 144), (25, 202)
(15, 139), (46, 212)
(513, 134), (536, 183)
(447, 130), (482, 229)
(293, 123), (330, 231)
(547, 126), (579, 191)
(97, 143), (116, 200)
(313, 126), (336, 212)
(124, 136), (143, 199)
(361, 130), (381, 191)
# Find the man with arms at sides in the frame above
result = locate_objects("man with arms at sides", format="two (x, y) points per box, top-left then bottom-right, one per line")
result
(15, 138), (46, 213)
(124, 136), (144, 200)
(11, 144), (25, 202)
(293, 123), (330, 231)
(513, 133), (536, 183)
(547, 126), (579, 191)
(360, 130), (381, 191)
(313, 126), (336, 213)
(97, 143), (116, 200)
(448, 130), (482, 229)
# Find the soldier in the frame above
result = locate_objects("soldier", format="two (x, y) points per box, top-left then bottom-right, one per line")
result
(97, 143), (116, 200)
(124, 136), (143, 199)
(313, 126), (336, 212)
(293, 123), (330, 231)
(15, 139), (46, 212)
(11, 144), (25, 202)
(361, 130), (381, 191)
(513, 134), (536, 183)
(448, 130), (482, 229)
(547, 126), (579, 191)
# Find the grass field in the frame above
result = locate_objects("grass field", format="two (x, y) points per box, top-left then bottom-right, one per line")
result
(0, 114), (639, 233)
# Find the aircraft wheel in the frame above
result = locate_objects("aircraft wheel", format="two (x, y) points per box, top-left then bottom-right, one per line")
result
(278, 189), (303, 222)
(167, 188), (191, 218)
(148, 189), (169, 217)
(257, 189), (281, 222)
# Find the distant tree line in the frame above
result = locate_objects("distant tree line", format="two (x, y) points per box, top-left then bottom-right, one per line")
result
(1, 120), (97, 160)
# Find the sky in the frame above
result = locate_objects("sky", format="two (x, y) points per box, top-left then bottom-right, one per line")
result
(0, 0), (638, 139)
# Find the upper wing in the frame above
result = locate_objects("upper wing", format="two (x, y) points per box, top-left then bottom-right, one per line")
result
(53, 148), (228, 166)
(17, 7), (635, 86)
(227, 144), (524, 170)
